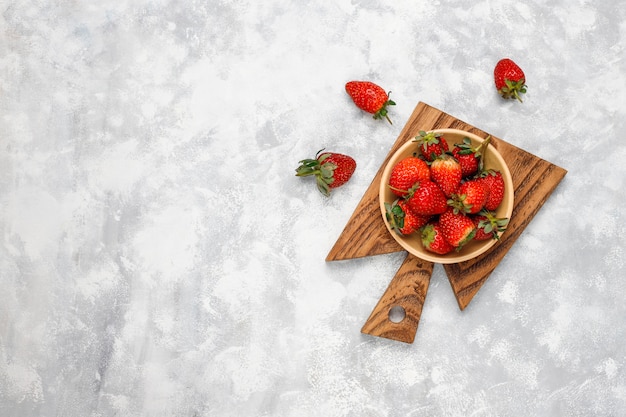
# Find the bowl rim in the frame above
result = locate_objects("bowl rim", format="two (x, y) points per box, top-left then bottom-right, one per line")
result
(378, 128), (515, 264)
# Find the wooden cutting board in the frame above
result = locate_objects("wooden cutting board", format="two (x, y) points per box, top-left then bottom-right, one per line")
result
(326, 102), (567, 344)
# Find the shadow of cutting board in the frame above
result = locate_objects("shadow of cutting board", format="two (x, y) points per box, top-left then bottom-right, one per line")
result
(326, 102), (567, 343)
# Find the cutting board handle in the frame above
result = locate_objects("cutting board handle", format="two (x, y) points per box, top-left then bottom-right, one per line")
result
(361, 253), (433, 344)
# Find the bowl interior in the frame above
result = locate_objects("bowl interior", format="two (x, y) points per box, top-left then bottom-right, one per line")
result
(379, 129), (514, 264)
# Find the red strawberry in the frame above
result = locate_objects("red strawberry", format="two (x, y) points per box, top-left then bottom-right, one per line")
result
(345, 81), (396, 124)
(439, 208), (476, 249)
(388, 157), (430, 197)
(480, 169), (506, 211)
(413, 130), (449, 162)
(430, 153), (462, 197)
(449, 179), (489, 214)
(472, 211), (510, 241)
(451, 136), (491, 178)
(494, 58), (527, 103)
(421, 222), (454, 255)
(295, 149), (356, 196)
(385, 199), (430, 236)
(405, 180), (448, 216)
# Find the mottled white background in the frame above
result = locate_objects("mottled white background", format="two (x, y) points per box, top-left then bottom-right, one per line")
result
(1, 0), (625, 416)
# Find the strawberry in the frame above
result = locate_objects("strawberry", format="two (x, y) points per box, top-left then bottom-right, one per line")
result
(472, 210), (510, 241)
(439, 208), (476, 249)
(345, 81), (396, 124)
(451, 136), (491, 178)
(421, 222), (454, 255)
(413, 130), (450, 162)
(480, 169), (506, 211)
(388, 157), (431, 197)
(449, 178), (489, 214)
(295, 149), (356, 197)
(385, 199), (430, 236)
(405, 180), (448, 216)
(494, 58), (527, 103)
(430, 153), (462, 197)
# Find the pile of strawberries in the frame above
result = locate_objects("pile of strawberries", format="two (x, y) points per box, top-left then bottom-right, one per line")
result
(384, 131), (509, 255)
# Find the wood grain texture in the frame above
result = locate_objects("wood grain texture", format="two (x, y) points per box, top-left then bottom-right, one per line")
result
(326, 102), (567, 342)
(360, 253), (433, 344)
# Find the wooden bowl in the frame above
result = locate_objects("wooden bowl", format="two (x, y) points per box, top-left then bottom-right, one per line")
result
(379, 129), (514, 264)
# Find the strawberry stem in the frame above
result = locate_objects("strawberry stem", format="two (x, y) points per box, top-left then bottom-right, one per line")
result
(373, 93), (395, 125)
(294, 148), (335, 197)
(477, 135), (491, 172)
(388, 184), (408, 194)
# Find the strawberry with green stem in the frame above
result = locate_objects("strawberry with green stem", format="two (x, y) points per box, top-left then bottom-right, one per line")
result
(413, 130), (449, 162)
(452, 136), (491, 178)
(385, 199), (430, 236)
(449, 178), (489, 215)
(345, 81), (396, 124)
(388, 156), (431, 198)
(295, 149), (356, 197)
(494, 58), (527, 103)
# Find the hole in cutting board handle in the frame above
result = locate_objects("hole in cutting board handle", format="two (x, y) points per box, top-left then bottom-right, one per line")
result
(388, 305), (406, 323)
